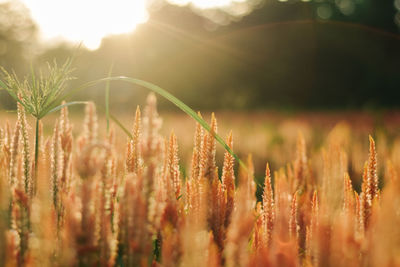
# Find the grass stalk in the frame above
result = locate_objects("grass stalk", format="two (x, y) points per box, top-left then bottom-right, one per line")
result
(34, 118), (39, 195)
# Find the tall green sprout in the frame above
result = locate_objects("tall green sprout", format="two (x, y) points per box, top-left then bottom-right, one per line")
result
(0, 59), (77, 193)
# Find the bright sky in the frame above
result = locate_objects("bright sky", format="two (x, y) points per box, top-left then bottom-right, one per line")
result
(20, 0), (245, 50)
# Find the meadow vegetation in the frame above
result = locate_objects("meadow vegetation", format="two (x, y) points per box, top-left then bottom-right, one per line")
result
(0, 67), (400, 266)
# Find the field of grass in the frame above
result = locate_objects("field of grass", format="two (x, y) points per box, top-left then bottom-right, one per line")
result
(1, 91), (400, 266)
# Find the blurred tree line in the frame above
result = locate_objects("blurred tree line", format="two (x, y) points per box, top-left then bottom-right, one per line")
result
(1, 0), (399, 111)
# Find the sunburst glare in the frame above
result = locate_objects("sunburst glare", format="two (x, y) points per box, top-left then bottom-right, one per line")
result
(20, 0), (244, 50)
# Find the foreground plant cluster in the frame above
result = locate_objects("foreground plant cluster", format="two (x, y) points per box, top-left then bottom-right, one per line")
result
(0, 94), (399, 267)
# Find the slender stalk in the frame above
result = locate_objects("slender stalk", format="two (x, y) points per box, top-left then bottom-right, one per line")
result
(34, 118), (39, 195)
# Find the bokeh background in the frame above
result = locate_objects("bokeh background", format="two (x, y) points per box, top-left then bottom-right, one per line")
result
(0, 0), (399, 111)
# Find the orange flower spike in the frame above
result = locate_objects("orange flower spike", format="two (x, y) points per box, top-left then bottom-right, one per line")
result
(262, 163), (274, 246)
(222, 131), (235, 228)
(343, 172), (355, 215)
(245, 154), (256, 207)
(368, 135), (379, 201)
(126, 106), (141, 173)
(199, 113), (217, 182)
(360, 161), (371, 231)
(294, 132), (307, 191)
(168, 131), (181, 200)
(51, 120), (61, 212)
(59, 103), (73, 195)
(142, 93), (162, 159)
(190, 112), (203, 181)
(289, 191), (299, 242)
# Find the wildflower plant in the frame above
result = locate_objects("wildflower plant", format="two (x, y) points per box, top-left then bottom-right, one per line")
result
(0, 59), (86, 191)
(0, 89), (399, 266)
(0, 59), (74, 120)
(1, 58), (398, 266)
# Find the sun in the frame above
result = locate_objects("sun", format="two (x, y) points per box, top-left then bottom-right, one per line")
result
(20, 0), (244, 50)
(21, 0), (149, 50)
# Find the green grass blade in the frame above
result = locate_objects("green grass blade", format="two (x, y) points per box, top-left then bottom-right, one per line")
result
(64, 76), (247, 170)
(104, 76), (247, 170)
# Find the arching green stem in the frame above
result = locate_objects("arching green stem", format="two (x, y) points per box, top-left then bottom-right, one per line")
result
(58, 76), (247, 171)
